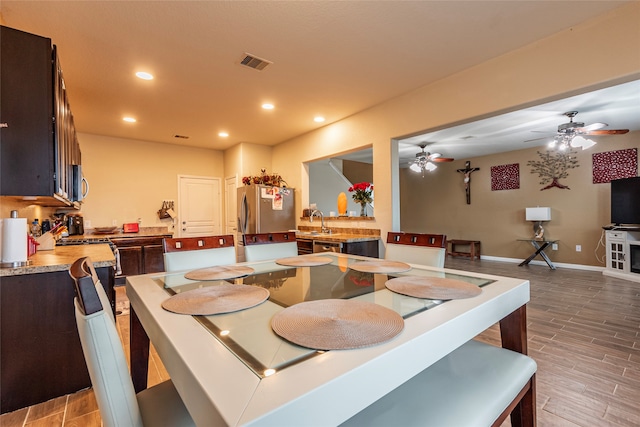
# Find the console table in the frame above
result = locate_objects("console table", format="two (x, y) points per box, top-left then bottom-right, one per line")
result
(518, 239), (558, 270)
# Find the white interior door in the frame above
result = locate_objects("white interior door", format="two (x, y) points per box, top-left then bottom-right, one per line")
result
(225, 175), (237, 235)
(178, 175), (221, 237)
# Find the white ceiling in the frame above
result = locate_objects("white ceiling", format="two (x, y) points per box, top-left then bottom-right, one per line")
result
(339, 79), (640, 166)
(1, 1), (636, 158)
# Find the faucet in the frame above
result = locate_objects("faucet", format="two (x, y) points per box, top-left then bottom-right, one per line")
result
(310, 209), (330, 234)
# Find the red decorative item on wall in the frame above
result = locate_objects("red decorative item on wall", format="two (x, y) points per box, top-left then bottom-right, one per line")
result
(592, 148), (638, 184)
(491, 163), (520, 191)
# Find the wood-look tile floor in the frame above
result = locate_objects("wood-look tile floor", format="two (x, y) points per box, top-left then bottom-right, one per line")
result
(2, 258), (639, 426)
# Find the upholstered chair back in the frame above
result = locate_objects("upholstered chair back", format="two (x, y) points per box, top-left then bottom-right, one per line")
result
(163, 235), (236, 272)
(385, 232), (447, 268)
(243, 232), (298, 262)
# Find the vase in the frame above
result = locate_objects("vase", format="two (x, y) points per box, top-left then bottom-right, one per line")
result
(360, 203), (367, 217)
(337, 192), (348, 216)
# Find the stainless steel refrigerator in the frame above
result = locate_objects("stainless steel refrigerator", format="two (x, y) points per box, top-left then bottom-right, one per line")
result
(237, 185), (295, 261)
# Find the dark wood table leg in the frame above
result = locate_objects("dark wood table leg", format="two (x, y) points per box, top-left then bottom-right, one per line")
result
(500, 305), (536, 427)
(130, 306), (150, 393)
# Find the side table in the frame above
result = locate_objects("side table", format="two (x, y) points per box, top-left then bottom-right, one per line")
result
(448, 240), (481, 260)
(517, 239), (558, 270)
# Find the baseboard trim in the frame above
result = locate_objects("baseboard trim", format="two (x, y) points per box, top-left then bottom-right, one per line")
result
(479, 255), (605, 272)
(602, 269), (640, 283)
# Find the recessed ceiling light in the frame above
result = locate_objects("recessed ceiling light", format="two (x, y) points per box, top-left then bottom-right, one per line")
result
(218, 132), (229, 137)
(123, 117), (137, 123)
(262, 103), (274, 110)
(135, 71), (153, 80)
(314, 116), (325, 123)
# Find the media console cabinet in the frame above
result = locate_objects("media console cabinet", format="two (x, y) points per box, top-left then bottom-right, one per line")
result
(603, 228), (640, 283)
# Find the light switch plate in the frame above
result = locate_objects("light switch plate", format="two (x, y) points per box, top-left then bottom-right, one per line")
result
(552, 243), (558, 250)
(576, 245), (582, 252)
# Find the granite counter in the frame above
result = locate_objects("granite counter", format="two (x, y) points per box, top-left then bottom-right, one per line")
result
(0, 244), (115, 277)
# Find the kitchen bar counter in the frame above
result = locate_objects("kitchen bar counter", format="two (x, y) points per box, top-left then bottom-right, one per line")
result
(296, 232), (380, 243)
(296, 226), (380, 243)
(1, 245), (116, 413)
(0, 244), (115, 277)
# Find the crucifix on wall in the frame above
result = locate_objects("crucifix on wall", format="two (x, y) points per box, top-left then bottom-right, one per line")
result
(456, 161), (480, 204)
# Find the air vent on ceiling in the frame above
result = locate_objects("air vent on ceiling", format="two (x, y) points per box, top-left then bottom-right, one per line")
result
(239, 53), (272, 71)
(174, 134), (190, 139)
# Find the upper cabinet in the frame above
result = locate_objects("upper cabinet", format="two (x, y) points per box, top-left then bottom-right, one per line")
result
(0, 26), (83, 208)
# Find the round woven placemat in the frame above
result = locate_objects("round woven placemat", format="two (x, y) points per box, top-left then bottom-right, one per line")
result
(162, 284), (269, 315)
(184, 265), (254, 281)
(275, 256), (332, 267)
(385, 276), (482, 300)
(349, 260), (411, 274)
(271, 299), (404, 350)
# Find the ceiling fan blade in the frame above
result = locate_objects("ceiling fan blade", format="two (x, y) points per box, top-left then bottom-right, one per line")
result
(578, 122), (608, 132)
(428, 152), (442, 160)
(524, 136), (550, 143)
(584, 129), (629, 135)
(432, 157), (454, 162)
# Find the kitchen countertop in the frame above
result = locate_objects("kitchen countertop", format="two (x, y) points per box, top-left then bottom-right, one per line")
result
(295, 232), (380, 243)
(0, 244), (116, 277)
(76, 227), (173, 240)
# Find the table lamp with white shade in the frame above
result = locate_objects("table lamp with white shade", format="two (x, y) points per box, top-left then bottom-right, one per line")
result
(526, 207), (551, 239)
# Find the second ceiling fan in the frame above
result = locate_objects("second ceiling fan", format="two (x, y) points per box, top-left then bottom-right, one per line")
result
(410, 144), (454, 175)
(527, 111), (629, 150)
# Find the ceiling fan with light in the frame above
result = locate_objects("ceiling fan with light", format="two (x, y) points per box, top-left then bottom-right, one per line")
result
(409, 143), (454, 176)
(527, 111), (629, 150)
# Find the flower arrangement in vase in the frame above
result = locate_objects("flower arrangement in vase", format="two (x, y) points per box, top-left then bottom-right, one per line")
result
(348, 182), (373, 216)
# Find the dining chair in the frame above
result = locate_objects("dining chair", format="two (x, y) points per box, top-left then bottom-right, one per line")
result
(340, 339), (537, 427)
(385, 232), (447, 268)
(163, 235), (236, 272)
(69, 257), (196, 427)
(243, 231), (298, 262)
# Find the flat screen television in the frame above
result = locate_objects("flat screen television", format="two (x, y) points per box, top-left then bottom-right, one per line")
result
(611, 176), (640, 226)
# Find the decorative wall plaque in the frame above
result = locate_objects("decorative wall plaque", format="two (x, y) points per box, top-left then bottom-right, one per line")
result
(592, 148), (638, 184)
(490, 163), (520, 191)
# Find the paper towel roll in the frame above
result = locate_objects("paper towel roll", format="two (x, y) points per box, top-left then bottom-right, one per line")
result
(1, 218), (28, 263)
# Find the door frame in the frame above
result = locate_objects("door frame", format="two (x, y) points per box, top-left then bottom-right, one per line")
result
(224, 174), (238, 235)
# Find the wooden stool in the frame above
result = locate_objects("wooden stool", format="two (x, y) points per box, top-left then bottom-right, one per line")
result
(448, 239), (481, 260)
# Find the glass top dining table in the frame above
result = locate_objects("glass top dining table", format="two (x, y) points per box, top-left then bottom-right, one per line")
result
(126, 252), (531, 426)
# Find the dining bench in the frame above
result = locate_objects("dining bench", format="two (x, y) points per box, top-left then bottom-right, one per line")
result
(341, 339), (537, 427)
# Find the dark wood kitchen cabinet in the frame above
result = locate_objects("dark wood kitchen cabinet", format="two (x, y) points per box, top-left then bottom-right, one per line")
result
(0, 25), (81, 207)
(111, 236), (169, 284)
(0, 266), (114, 414)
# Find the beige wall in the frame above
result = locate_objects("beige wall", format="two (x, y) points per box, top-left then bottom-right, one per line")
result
(223, 142), (273, 180)
(270, 3), (640, 264)
(78, 133), (224, 228)
(400, 132), (638, 266)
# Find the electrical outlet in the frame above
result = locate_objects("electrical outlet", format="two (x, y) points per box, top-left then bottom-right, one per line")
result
(112, 219), (117, 226)
(552, 243), (558, 250)
(84, 219), (91, 228)
(576, 245), (582, 252)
